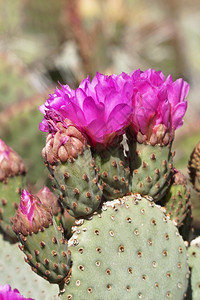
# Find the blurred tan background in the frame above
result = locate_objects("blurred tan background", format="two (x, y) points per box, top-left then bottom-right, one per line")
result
(0, 0), (200, 189)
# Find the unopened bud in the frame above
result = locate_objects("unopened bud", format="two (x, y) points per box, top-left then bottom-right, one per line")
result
(42, 119), (87, 165)
(0, 139), (26, 182)
(12, 190), (53, 236)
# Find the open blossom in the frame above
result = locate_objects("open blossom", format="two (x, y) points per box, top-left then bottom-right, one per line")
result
(39, 72), (133, 146)
(129, 69), (189, 144)
(0, 284), (34, 300)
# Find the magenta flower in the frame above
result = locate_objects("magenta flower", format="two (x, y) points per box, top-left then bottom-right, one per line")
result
(130, 69), (189, 143)
(39, 72), (133, 146)
(0, 284), (34, 300)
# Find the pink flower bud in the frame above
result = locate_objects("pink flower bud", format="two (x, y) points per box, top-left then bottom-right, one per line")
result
(0, 139), (26, 182)
(12, 190), (52, 236)
(36, 186), (61, 215)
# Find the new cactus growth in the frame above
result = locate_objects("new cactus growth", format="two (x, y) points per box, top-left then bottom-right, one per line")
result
(2, 68), (200, 299)
(160, 170), (192, 240)
(12, 190), (71, 287)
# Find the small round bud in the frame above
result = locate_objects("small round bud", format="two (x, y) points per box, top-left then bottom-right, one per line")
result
(0, 139), (26, 182)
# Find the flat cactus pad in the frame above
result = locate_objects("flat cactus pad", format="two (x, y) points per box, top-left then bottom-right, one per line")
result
(65, 194), (189, 300)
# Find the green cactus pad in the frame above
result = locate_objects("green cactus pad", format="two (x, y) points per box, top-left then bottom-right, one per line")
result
(160, 174), (192, 241)
(0, 176), (25, 243)
(17, 218), (71, 285)
(0, 234), (59, 299)
(188, 140), (200, 194)
(94, 143), (130, 200)
(49, 146), (102, 218)
(188, 237), (200, 300)
(64, 195), (189, 300)
(131, 143), (173, 201)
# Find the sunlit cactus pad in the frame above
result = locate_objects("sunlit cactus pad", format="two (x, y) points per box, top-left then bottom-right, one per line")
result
(131, 143), (173, 201)
(188, 237), (200, 300)
(66, 195), (189, 300)
(0, 235), (60, 300)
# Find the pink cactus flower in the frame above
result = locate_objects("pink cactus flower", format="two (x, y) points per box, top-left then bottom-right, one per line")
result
(39, 72), (133, 146)
(0, 284), (34, 299)
(129, 69), (189, 143)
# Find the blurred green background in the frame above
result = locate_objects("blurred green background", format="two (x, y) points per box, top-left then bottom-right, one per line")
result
(0, 0), (200, 194)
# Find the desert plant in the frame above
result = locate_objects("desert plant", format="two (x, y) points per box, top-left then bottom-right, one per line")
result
(1, 68), (200, 299)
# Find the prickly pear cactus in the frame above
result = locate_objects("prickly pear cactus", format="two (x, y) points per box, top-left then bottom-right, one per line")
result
(66, 195), (189, 300)
(2, 68), (200, 300)
(0, 234), (59, 300)
(189, 140), (200, 194)
(130, 142), (173, 201)
(94, 140), (131, 200)
(0, 176), (24, 243)
(188, 237), (200, 300)
(159, 171), (192, 240)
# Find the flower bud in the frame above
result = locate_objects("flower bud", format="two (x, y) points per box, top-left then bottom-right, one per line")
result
(0, 139), (26, 182)
(42, 119), (87, 165)
(36, 186), (61, 216)
(12, 190), (52, 236)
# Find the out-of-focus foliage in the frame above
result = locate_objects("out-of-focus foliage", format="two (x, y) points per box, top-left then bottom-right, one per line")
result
(0, 0), (200, 186)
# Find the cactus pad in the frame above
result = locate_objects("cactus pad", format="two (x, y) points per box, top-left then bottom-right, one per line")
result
(188, 237), (200, 300)
(17, 219), (71, 285)
(49, 146), (102, 218)
(0, 176), (25, 243)
(65, 195), (189, 299)
(159, 171), (192, 240)
(0, 234), (59, 300)
(94, 143), (130, 200)
(131, 143), (173, 201)
(188, 140), (200, 194)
